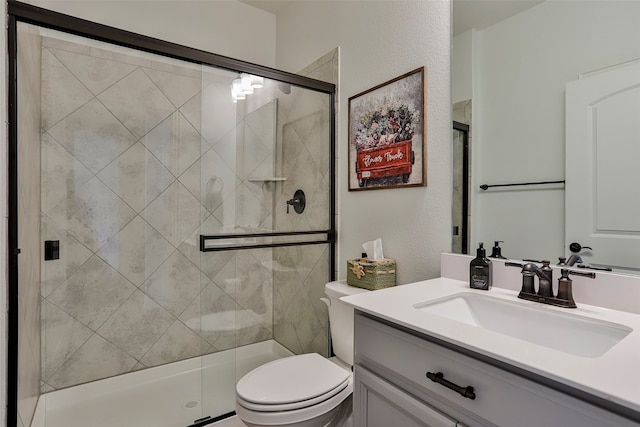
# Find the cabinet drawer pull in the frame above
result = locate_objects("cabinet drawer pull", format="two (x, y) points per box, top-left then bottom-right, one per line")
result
(426, 371), (476, 400)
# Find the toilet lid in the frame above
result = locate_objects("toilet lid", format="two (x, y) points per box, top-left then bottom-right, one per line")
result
(236, 353), (350, 405)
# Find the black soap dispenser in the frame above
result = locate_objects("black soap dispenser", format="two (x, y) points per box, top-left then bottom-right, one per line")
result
(489, 241), (507, 259)
(470, 242), (492, 290)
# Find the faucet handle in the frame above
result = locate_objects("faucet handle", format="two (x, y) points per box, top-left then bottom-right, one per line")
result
(556, 269), (596, 308)
(506, 262), (538, 294)
(566, 269), (596, 279)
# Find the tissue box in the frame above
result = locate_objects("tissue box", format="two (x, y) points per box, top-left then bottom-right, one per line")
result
(346, 258), (396, 290)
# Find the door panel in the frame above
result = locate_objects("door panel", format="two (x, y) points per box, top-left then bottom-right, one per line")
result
(566, 60), (640, 271)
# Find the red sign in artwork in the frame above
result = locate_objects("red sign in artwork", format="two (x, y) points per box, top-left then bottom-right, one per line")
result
(355, 139), (413, 184)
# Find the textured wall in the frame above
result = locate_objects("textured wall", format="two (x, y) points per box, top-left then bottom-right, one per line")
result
(274, 1), (452, 284)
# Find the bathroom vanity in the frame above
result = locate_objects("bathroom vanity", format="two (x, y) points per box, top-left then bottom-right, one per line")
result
(342, 270), (640, 426)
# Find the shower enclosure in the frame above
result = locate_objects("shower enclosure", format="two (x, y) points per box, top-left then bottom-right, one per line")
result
(8, 3), (336, 427)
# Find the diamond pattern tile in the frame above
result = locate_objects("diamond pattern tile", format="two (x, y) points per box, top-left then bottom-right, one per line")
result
(52, 48), (137, 96)
(98, 290), (176, 360)
(183, 148), (238, 213)
(234, 250), (271, 307)
(210, 126), (239, 173)
(46, 177), (137, 252)
(143, 250), (202, 317)
(240, 124), (272, 180)
(41, 48), (93, 130)
(97, 216), (175, 287)
(177, 214), (224, 267)
(142, 67), (202, 109)
(143, 111), (202, 177)
(41, 132), (93, 214)
(37, 40), (335, 391)
(98, 68), (176, 139)
(46, 334), (138, 389)
(212, 183), (269, 230)
(40, 215), (93, 298)
(199, 79), (238, 146)
(141, 181), (204, 248)
(47, 98), (137, 174)
(184, 282), (238, 346)
(140, 320), (205, 367)
(46, 255), (136, 331)
(41, 299), (93, 381)
(98, 142), (174, 213)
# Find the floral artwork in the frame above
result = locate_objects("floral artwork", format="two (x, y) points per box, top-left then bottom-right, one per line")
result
(354, 102), (418, 150)
(348, 67), (425, 190)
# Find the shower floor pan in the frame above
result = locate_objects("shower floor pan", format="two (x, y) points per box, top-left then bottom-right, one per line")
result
(31, 340), (292, 427)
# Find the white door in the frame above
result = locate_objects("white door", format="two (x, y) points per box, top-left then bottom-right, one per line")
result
(566, 60), (640, 271)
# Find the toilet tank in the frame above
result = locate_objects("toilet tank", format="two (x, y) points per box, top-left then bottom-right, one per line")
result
(324, 281), (369, 366)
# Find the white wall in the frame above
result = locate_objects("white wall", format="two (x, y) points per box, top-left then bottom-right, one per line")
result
(452, 29), (473, 105)
(455, 1), (640, 262)
(27, 0), (276, 67)
(275, 0), (452, 285)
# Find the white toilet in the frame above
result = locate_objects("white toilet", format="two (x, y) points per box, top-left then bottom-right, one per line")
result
(235, 281), (368, 427)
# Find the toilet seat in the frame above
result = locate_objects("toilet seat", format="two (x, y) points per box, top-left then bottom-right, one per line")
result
(236, 375), (352, 427)
(237, 377), (349, 412)
(236, 353), (350, 411)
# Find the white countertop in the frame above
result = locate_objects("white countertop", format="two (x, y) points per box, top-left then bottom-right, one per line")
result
(341, 277), (640, 416)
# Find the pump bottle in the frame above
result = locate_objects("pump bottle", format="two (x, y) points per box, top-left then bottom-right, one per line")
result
(470, 242), (492, 290)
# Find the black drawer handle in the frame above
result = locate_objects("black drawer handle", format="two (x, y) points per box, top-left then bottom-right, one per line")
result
(426, 371), (476, 400)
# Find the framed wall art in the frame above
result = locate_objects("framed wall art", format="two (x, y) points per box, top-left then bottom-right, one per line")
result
(348, 67), (425, 190)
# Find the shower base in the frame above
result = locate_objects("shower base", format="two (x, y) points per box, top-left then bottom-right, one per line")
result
(31, 340), (292, 427)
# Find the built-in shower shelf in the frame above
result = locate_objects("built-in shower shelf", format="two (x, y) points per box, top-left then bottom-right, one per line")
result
(248, 177), (287, 182)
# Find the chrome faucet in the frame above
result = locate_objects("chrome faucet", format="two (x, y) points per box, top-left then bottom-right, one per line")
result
(506, 261), (596, 308)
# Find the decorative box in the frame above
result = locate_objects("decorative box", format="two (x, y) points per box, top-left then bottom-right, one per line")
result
(346, 258), (396, 290)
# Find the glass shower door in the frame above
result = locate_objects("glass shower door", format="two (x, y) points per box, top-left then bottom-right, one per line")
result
(198, 67), (335, 421)
(22, 22), (209, 427)
(12, 7), (335, 426)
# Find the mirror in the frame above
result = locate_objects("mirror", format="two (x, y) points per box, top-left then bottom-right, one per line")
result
(452, 0), (640, 274)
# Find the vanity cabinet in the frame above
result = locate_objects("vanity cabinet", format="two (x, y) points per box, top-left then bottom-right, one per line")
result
(355, 366), (464, 427)
(353, 312), (636, 427)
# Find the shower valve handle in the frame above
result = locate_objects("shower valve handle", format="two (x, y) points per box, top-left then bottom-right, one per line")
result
(286, 198), (299, 214)
(286, 189), (306, 214)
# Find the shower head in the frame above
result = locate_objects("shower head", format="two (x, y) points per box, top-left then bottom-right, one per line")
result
(278, 82), (291, 94)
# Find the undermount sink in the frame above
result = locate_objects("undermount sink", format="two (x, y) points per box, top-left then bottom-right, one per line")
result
(413, 293), (632, 358)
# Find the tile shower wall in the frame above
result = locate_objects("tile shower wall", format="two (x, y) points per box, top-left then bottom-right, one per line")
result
(39, 33), (277, 391)
(273, 49), (337, 356)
